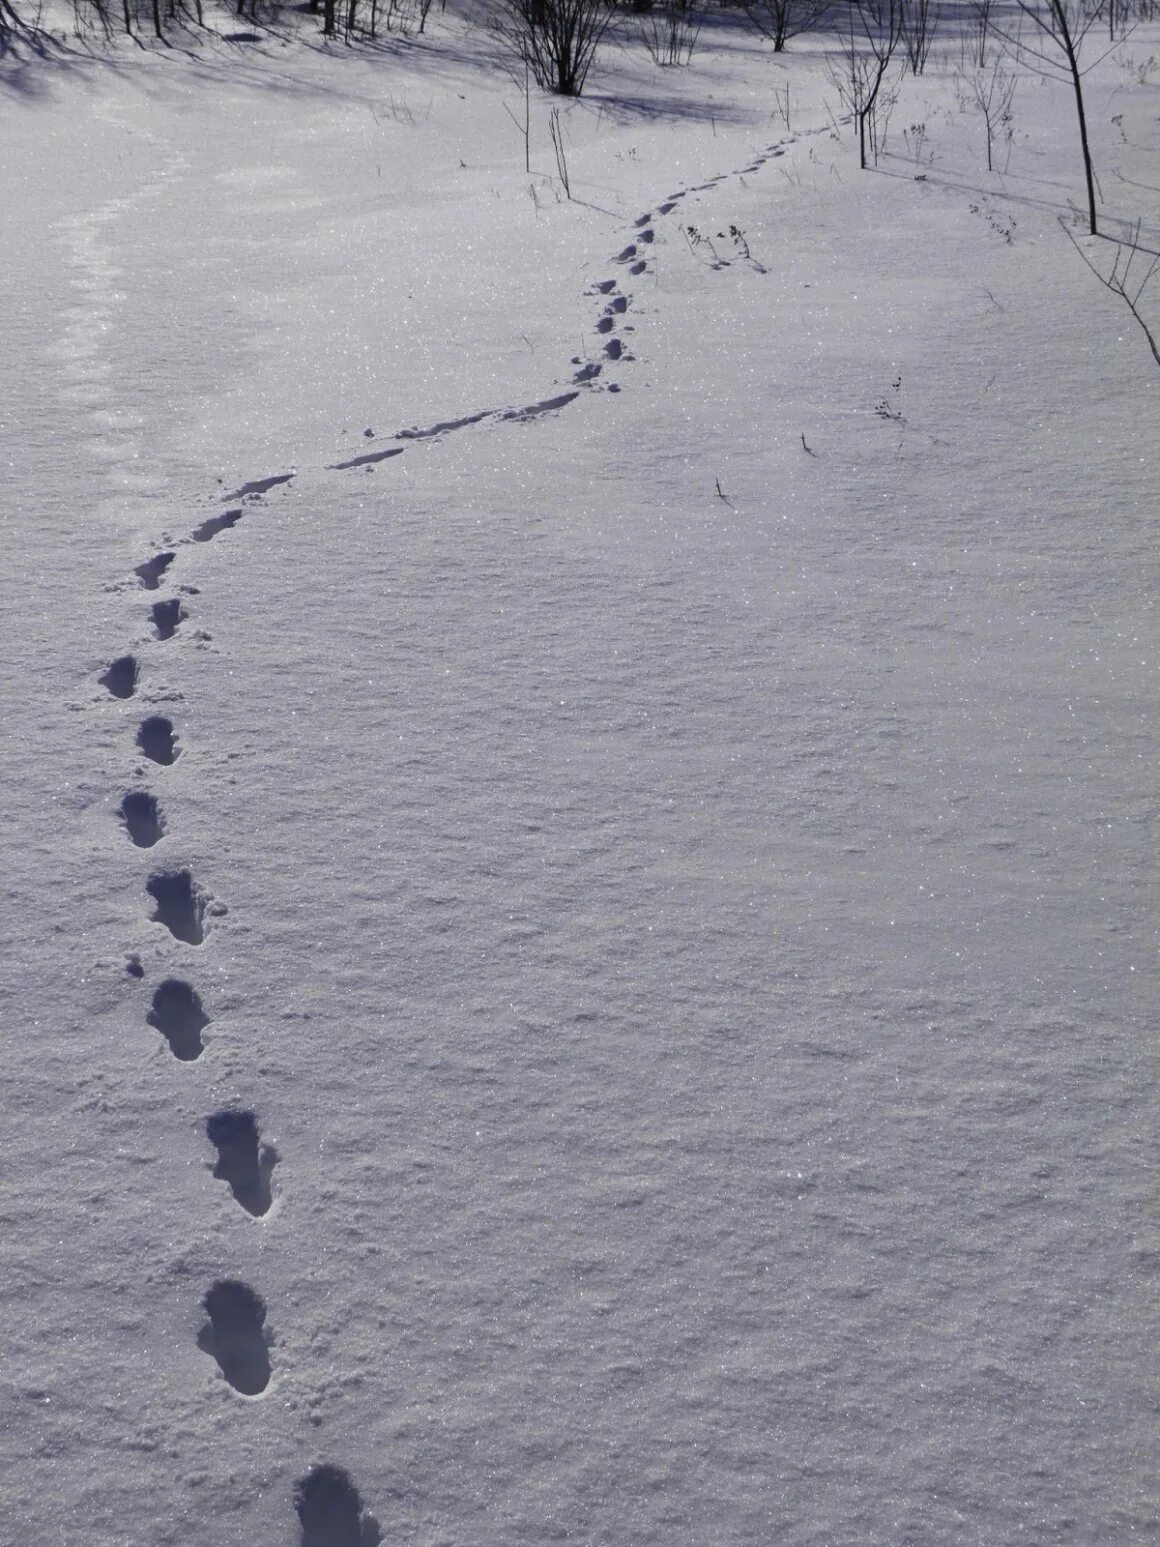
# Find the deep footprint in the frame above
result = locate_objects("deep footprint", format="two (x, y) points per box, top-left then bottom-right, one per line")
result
(604, 338), (624, 361)
(136, 716), (178, 766)
(147, 869), (206, 945)
(150, 598), (186, 640)
(199, 1280), (271, 1396)
(638, 228), (655, 243)
(192, 508), (243, 543)
(595, 279), (617, 294)
(134, 552), (175, 590)
(147, 978), (209, 1061)
(616, 244), (637, 262)
(206, 1110), (276, 1217)
(100, 655), (138, 699)
(595, 316), (615, 334)
(227, 472), (294, 499)
(629, 260), (647, 276)
(295, 1465), (381, 1547)
(607, 296), (628, 314)
(120, 790), (165, 848)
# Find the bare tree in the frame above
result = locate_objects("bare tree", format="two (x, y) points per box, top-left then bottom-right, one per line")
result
(744, 0), (830, 51)
(967, 51), (1017, 169)
(990, 0), (1114, 235)
(497, 0), (612, 95)
(961, 0), (992, 67)
(900, 0), (936, 72)
(641, 0), (701, 66)
(1061, 217), (1160, 367)
(831, 0), (905, 169)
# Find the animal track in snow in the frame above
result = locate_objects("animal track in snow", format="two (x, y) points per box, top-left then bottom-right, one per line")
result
(658, 200), (678, 214)
(227, 472), (294, 500)
(146, 869), (208, 945)
(191, 508), (243, 543)
(120, 790), (165, 847)
(198, 1280), (271, 1395)
(594, 279), (617, 294)
(136, 715), (178, 765)
(147, 978), (209, 1061)
(134, 552), (175, 590)
(595, 316), (615, 334)
(629, 260), (647, 276)
(638, 228), (655, 244)
(606, 296), (628, 314)
(604, 339), (625, 361)
(206, 1110), (276, 1217)
(150, 598), (186, 640)
(295, 1465), (381, 1547)
(100, 654), (138, 699)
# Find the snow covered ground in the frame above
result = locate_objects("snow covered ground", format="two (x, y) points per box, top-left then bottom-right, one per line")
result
(2, 6), (1158, 1543)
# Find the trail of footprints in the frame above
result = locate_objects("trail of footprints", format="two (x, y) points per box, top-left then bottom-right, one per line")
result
(99, 133), (801, 1539)
(107, 494), (382, 1543)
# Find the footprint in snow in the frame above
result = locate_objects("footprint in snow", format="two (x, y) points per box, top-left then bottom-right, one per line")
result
(629, 260), (647, 276)
(147, 868), (211, 945)
(594, 279), (617, 294)
(147, 978), (209, 1061)
(136, 715), (178, 766)
(295, 1465), (381, 1547)
(573, 362), (602, 385)
(615, 244), (637, 262)
(638, 228), (655, 244)
(119, 790), (165, 848)
(634, 213), (652, 227)
(198, 1280), (271, 1396)
(191, 508), (243, 543)
(604, 339), (625, 361)
(226, 472), (294, 500)
(606, 296), (628, 314)
(150, 598), (186, 641)
(595, 316), (615, 335)
(206, 1110), (277, 1217)
(100, 654), (138, 699)
(658, 201), (678, 214)
(135, 552), (175, 590)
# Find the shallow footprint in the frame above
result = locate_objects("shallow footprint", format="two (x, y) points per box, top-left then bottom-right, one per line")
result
(206, 1110), (276, 1217)
(295, 1465), (381, 1547)
(120, 790), (164, 847)
(147, 978), (208, 1061)
(136, 716), (178, 766)
(134, 552), (175, 590)
(151, 598), (186, 640)
(594, 279), (617, 294)
(147, 869), (206, 945)
(629, 260), (647, 276)
(199, 1280), (271, 1396)
(100, 655), (138, 699)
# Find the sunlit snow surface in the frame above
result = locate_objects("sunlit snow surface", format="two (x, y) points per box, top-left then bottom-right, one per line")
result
(2, 9), (1158, 1544)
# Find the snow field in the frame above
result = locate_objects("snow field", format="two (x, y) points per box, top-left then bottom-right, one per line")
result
(2, 9), (1158, 1544)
